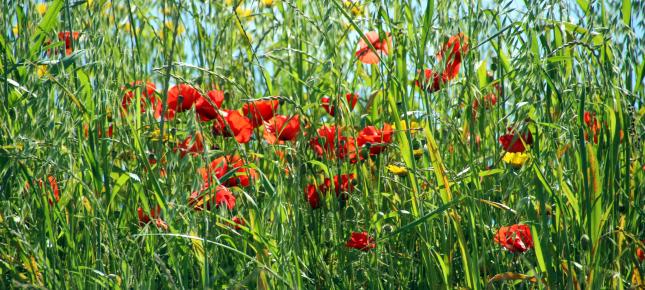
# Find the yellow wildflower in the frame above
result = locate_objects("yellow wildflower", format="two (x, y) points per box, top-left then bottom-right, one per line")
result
(235, 6), (253, 18)
(165, 21), (185, 35)
(343, 0), (364, 16)
(36, 3), (47, 16)
(413, 148), (424, 158)
(261, 0), (274, 6)
(502, 152), (530, 167)
(36, 65), (48, 78)
(395, 120), (422, 135)
(12, 25), (19, 36)
(387, 164), (408, 176)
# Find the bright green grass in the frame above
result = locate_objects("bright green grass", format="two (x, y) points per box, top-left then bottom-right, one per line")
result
(1, 0), (643, 289)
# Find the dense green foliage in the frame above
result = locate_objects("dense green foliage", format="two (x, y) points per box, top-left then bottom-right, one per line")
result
(1, 0), (644, 288)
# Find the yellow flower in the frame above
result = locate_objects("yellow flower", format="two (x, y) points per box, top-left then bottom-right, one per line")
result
(36, 65), (48, 78)
(387, 164), (408, 176)
(261, 0), (274, 6)
(235, 6), (253, 18)
(502, 152), (530, 167)
(343, 0), (364, 16)
(164, 21), (185, 35)
(163, 7), (172, 15)
(12, 25), (19, 36)
(36, 3), (47, 16)
(413, 148), (424, 158)
(395, 120), (422, 135)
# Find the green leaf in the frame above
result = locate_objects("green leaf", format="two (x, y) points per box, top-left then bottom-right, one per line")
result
(622, 0), (631, 26)
(30, 0), (64, 58)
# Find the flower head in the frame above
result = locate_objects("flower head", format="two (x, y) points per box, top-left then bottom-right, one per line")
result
(502, 152), (530, 167)
(175, 132), (204, 158)
(437, 33), (469, 80)
(195, 89), (225, 121)
(346, 232), (376, 251)
(499, 127), (533, 153)
(264, 115), (301, 143)
(357, 123), (393, 156)
(493, 224), (534, 253)
(188, 184), (236, 211)
(58, 31), (80, 55)
(242, 99), (279, 127)
(321, 93), (359, 117)
(121, 81), (157, 113)
(355, 31), (392, 64)
(154, 84), (202, 120)
(212, 110), (254, 143)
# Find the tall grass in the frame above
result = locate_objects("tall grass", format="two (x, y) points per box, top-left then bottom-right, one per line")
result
(1, 0), (643, 288)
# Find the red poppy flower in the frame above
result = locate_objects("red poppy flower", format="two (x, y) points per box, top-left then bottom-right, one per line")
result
(437, 33), (469, 80)
(264, 115), (300, 143)
(175, 132), (204, 158)
(473, 93), (497, 112)
(305, 184), (321, 209)
(305, 173), (355, 209)
(346, 232), (376, 251)
(498, 127), (533, 153)
(154, 84), (202, 120)
(310, 126), (359, 162)
(583, 111), (600, 144)
(195, 89), (225, 121)
(137, 205), (168, 230)
(231, 216), (246, 231)
(212, 110), (254, 143)
(58, 31), (80, 55)
(200, 155), (258, 188)
(242, 99), (279, 127)
(310, 125), (342, 156)
(493, 224), (534, 253)
(415, 68), (449, 93)
(121, 81), (157, 113)
(357, 123), (393, 156)
(26, 176), (60, 205)
(321, 93), (359, 116)
(326, 173), (356, 196)
(188, 184), (236, 211)
(637, 240), (644, 262)
(137, 205), (161, 225)
(355, 31), (392, 64)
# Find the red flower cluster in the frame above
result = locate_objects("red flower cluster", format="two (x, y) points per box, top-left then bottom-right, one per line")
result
(499, 127), (533, 153)
(175, 132), (205, 158)
(58, 31), (80, 55)
(121, 81), (157, 113)
(199, 155), (258, 188)
(212, 109), (254, 143)
(242, 99), (280, 127)
(583, 111), (601, 144)
(195, 89), (225, 121)
(154, 84), (201, 119)
(321, 93), (359, 117)
(493, 224), (534, 253)
(25, 176), (60, 206)
(357, 123), (393, 156)
(264, 115), (301, 144)
(305, 174), (355, 209)
(310, 125), (357, 161)
(346, 232), (376, 251)
(355, 31), (392, 64)
(188, 184), (236, 211)
(416, 33), (468, 93)
(137, 205), (168, 230)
